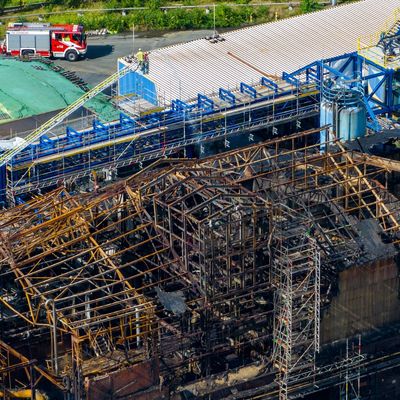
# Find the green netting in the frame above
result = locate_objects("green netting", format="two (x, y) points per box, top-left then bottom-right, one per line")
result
(86, 95), (120, 122)
(0, 58), (119, 124)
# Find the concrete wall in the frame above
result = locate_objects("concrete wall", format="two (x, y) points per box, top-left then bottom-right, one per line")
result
(321, 257), (400, 343)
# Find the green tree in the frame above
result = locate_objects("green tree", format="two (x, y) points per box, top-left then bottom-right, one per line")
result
(300, 0), (321, 13)
(0, 0), (9, 14)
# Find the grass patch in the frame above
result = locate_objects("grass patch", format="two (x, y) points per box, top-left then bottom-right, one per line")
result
(0, 1), (332, 36)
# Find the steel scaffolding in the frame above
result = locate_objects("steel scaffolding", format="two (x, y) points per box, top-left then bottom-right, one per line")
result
(1, 128), (400, 398)
(272, 223), (321, 400)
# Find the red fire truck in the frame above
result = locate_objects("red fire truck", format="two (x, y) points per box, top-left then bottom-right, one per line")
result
(1, 23), (87, 61)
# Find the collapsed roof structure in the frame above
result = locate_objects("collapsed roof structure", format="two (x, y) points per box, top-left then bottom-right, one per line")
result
(1, 128), (400, 399)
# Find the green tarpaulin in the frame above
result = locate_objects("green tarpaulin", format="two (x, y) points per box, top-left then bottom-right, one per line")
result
(0, 58), (119, 124)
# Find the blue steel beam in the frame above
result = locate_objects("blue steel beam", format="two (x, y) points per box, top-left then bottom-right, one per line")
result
(282, 72), (299, 87)
(287, 53), (358, 82)
(385, 69), (395, 113)
(363, 95), (382, 131)
(39, 135), (54, 149)
(66, 127), (83, 145)
(219, 88), (236, 105)
(6, 102), (319, 198)
(287, 51), (400, 125)
(93, 120), (109, 134)
(321, 62), (353, 81)
(260, 77), (278, 93)
(366, 75), (390, 102)
(363, 71), (387, 80)
(120, 113), (136, 128)
(305, 67), (321, 84)
(197, 94), (214, 111)
(334, 54), (356, 77)
(171, 99), (190, 112)
(288, 61), (320, 79)
(240, 82), (257, 99)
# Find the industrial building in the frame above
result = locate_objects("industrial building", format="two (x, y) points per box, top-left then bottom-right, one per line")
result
(117, 0), (400, 102)
(2, 0), (400, 399)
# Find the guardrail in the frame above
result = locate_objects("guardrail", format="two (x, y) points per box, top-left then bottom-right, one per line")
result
(357, 7), (400, 53)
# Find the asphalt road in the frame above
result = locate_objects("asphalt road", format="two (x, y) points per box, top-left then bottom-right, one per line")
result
(54, 30), (216, 86)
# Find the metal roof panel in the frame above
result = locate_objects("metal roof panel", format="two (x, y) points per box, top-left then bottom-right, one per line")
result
(121, 0), (400, 103)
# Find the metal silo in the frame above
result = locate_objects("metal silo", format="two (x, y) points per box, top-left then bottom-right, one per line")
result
(320, 82), (366, 150)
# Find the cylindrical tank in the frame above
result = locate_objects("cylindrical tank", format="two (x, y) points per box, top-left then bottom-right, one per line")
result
(339, 105), (367, 141)
(320, 83), (366, 149)
(320, 101), (334, 150)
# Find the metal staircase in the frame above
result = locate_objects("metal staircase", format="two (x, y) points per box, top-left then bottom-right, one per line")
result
(377, 17), (400, 56)
(379, 7), (400, 39)
(386, 19), (400, 37)
(0, 61), (139, 168)
(357, 7), (400, 68)
(89, 328), (113, 357)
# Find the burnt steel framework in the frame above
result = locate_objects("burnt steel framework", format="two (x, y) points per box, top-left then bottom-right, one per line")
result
(1, 128), (400, 399)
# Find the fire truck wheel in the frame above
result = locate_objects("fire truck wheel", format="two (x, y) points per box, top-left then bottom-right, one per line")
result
(65, 50), (78, 62)
(21, 49), (34, 58)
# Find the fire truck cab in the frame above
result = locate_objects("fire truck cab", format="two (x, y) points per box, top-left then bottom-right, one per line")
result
(2, 23), (87, 61)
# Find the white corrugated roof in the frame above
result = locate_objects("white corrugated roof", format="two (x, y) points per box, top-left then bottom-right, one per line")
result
(125, 0), (400, 102)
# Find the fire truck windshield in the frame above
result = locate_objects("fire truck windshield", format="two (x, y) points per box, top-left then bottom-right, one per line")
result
(72, 33), (82, 44)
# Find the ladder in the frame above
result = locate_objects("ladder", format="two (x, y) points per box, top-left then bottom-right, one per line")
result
(0, 61), (139, 167)
(387, 20), (400, 37)
(88, 326), (114, 357)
